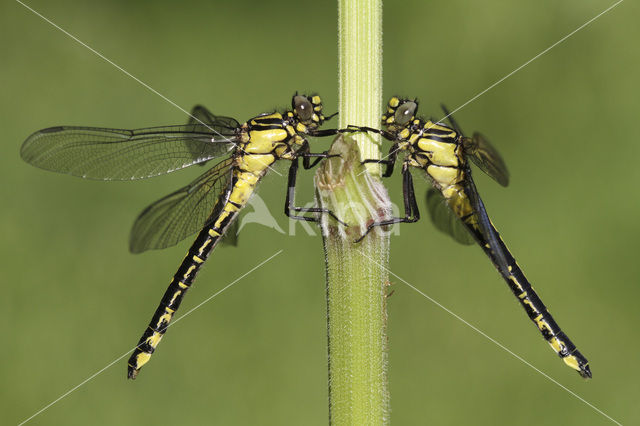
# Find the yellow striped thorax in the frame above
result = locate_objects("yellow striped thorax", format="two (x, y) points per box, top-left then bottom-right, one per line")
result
(239, 94), (327, 161)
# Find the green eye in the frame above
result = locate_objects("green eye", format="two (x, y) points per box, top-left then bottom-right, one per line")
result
(394, 101), (416, 126)
(293, 95), (313, 122)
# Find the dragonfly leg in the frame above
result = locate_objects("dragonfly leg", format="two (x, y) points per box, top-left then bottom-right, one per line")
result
(301, 150), (340, 169)
(354, 161), (420, 243)
(362, 142), (400, 177)
(284, 153), (347, 226)
(346, 125), (395, 139)
(309, 125), (360, 138)
(324, 111), (338, 122)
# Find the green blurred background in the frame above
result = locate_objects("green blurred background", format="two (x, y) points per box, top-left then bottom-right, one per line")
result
(2, 0), (639, 424)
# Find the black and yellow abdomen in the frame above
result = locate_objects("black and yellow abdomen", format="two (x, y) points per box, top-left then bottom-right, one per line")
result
(438, 179), (591, 378)
(477, 221), (591, 378)
(127, 164), (270, 378)
(127, 219), (228, 378)
(412, 122), (590, 377)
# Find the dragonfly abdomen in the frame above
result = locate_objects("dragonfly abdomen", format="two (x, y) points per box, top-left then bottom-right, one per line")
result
(441, 182), (591, 377)
(127, 221), (228, 379)
(477, 223), (592, 378)
(127, 173), (258, 379)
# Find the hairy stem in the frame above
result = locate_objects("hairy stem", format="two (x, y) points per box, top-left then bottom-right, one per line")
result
(338, 0), (383, 174)
(318, 1), (389, 423)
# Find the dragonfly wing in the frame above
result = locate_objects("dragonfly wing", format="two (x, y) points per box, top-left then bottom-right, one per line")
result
(426, 188), (475, 245)
(464, 132), (509, 186)
(440, 104), (509, 186)
(187, 105), (242, 246)
(440, 104), (464, 135)
(186, 105), (241, 168)
(187, 105), (241, 131)
(129, 157), (235, 253)
(21, 124), (236, 180)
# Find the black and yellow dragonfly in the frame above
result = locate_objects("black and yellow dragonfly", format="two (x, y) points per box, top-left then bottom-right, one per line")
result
(355, 96), (591, 378)
(21, 93), (346, 379)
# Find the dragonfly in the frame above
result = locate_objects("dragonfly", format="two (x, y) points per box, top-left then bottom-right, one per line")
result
(20, 93), (347, 379)
(354, 96), (591, 378)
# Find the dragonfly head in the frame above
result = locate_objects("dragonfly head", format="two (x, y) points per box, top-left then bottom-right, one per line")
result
(382, 97), (418, 134)
(292, 93), (325, 131)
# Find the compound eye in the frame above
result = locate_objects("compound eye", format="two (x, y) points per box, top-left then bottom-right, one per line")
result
(294, 95), (313, 122)
(394, 101), (417, 126)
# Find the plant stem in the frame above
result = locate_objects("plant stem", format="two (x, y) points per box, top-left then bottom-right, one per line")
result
(317, 1), (389, 424)
(338, 0), (383, 173)
(316, 136), (390, 425)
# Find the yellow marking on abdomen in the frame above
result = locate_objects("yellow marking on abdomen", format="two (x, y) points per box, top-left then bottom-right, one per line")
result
(134, 352), (152, 368)
(183, 265), (196, 280)
(156, 311), (174, 328)
(145, 331), (163, 348)
(549, 337), (564, 353)
(563, 355), (582, 371)
(168, 290), (182, 307)
(198, 238), (213, 251)
(509, 275), (525, 292)
(213, 210), (233, 229)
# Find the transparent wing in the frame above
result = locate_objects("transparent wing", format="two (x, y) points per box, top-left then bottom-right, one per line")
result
(21, 124), (237, 180)
(440, 104), (464, 136)
(187, 105), (241, 246)
(426, 188), (475, 245)
(129, 158), (235, 253)
(463, 132), (509, 187)
(440, 104), (509, 187)
(187, 105), (241, 131)
(186, 105), (240, 167)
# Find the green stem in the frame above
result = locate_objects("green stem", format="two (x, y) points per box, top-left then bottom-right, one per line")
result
(338, 0), (383, 172)
(316, 136), (390, 425)
(316, 1), (388, 424)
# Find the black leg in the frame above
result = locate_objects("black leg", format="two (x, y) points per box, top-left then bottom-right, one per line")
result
(362, 143), (400, 177)
(295, 139), (341, 169)
(301, 150), (340, 169)
(309, 126), (360, 137)
(346, 125), (396, 141)
(324, 111), (338, 122)
(284, 154), (347, 226)
(354, 161), (420, 243)
(347, 125), (400, 176)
